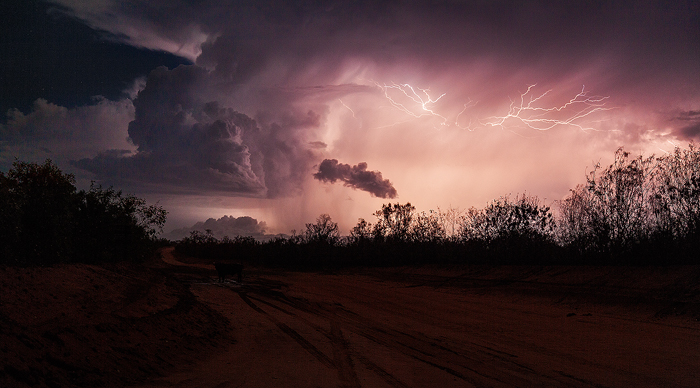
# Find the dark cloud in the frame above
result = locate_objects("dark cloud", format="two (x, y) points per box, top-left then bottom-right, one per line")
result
(1, 98), (131, 144)
(248, 108), (324, 198)
(677, 110), (700, 120)
(73, 65), (264, 194)
(49, 0), (699, 90)
(1, 0), (190, 115)
(164, 215), (268, 241)
(0, 98), (135, 172)
(73, 65), (323, 196)
(680, 122), (700, 140)
(314, 159), (397, 198)
(674, 110), (700, 140)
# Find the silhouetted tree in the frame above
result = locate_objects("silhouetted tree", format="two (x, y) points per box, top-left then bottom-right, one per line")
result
(436, 206), (464, 241)
(558, 149), (656, 260)
(303, 214), (340, 245)
(461, 194), (553, 241)
(460, 194), (555, 262)
(0, 160), (167, 265)
(373, 203), (415, 242)
(0, 160), (76, 264)
(73, 184), (167, 263)
(556, 183), (597, 256)
(651, 143), (700, 240)
(410, 210), (446, 243)
(349, 218), (373, 243)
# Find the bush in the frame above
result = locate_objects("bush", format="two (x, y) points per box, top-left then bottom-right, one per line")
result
(72, 184), (167, 263)
(558, 145), (700, 263)
(180, 145), (700, 268)
(459, 193), (556, 263)
(0, 160), (166, 265)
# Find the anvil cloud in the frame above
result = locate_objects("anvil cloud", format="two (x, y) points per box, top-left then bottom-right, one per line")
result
(1, 0), (698, 235)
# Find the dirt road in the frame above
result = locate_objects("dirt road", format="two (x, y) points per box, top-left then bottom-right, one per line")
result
(141, 250), (700, 387)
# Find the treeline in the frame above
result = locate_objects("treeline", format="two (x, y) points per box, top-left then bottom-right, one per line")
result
(177, 145), (700, 267)
(0, 160), (167, 265)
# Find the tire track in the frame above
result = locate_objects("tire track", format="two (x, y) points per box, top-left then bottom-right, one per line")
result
(353, 354), (411, 388)
(243, 290), (412, 387)
(330, 321), (361, 388)
(236, 291), (334, 369)
(244, 281), (566, 387)
(239, 277), (610, 387)
(242, 285), (493, 385)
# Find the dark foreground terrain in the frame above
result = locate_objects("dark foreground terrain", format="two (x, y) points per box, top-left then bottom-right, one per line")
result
(0, 252), (232, 387)
(2, 248), (700, 387)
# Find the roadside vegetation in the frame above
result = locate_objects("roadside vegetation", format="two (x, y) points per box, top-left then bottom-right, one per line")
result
(177, 144), (700, 267)
(0, 160), (167, 265)
(3, 143), (699, 267)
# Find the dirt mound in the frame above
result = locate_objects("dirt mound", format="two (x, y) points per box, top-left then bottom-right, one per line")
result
(0, 258), (232, 388)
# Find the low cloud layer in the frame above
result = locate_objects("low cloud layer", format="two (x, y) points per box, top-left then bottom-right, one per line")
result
(164, 215), (268, 241)
(677, 110), (700, 140)
(314, 159), (397, 199)
(0, 98), (135, 173)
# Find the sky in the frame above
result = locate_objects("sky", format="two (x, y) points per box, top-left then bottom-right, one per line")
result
(2, 0), (699, 238)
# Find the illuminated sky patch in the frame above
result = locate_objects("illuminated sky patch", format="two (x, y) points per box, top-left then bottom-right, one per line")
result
(1, 0), (698, 235)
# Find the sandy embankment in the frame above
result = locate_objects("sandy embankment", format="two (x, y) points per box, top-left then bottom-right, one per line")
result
(0, 256), (231, 388)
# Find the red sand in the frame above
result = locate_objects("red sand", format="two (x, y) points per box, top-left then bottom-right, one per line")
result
(3, 248), (700, 387)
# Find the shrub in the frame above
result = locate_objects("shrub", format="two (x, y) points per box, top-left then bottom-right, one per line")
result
(0, 160), (166, 265)
(459, 193), (556, 263)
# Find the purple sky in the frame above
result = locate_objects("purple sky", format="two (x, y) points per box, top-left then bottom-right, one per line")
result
(2, 1), (699, 236)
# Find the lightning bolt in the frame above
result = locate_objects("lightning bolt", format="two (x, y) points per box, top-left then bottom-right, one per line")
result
(482, 85), (610, 131)
(370, 81), (609, 133)
(373, 81), (450, 126)
(454, 99), (478, 131)
(338, 99), (357, 118)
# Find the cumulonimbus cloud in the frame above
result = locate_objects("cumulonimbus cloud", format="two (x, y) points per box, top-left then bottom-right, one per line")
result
(73, 65), (325, 197)
(313, 159), (397, 198)
(30, 0), (700, 222)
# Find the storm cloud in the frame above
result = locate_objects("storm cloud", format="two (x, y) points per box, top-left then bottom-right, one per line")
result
(3, 1), (698, 234)
(676, 110), (700, 140)
(314, 159), (397, 199)
(74, 65), (323, 196)
(0, 97), (135, 171)
(49, 1), (699, 88)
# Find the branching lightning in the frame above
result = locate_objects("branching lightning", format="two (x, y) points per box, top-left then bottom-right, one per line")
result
(370, 81), (610, 133)
(454, 99), (478, 131)
(374, 81), (449, 126)
(481, 85), (610, 131)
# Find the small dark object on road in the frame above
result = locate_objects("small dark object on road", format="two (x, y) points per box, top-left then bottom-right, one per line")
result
(214, 263), (243, 283)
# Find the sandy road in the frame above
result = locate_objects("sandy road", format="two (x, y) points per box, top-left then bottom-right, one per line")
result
(139, 252), (700, 388)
